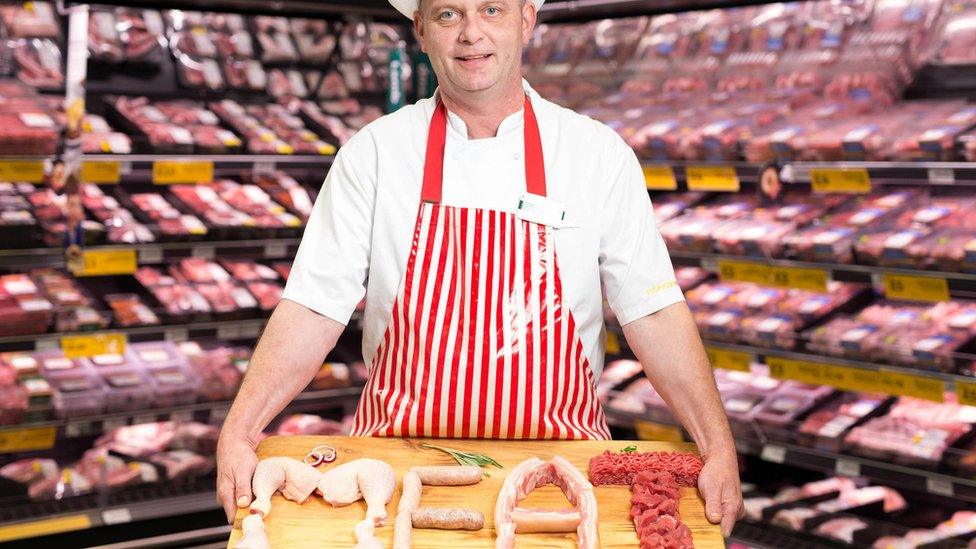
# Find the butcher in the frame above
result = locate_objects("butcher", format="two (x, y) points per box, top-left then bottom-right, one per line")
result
(217, 0), (744, 537)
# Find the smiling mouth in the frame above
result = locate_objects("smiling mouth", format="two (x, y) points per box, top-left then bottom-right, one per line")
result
(456, 54), (492, 61)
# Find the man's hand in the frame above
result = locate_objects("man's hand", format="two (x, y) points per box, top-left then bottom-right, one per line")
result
(697, 447), (744, 537)
(216, 435), (259, 524)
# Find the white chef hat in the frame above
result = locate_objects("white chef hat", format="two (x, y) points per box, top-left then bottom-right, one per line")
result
(388, 0), (545, 19)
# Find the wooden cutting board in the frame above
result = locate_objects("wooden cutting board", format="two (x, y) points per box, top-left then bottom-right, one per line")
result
(226, 436), (724, 548)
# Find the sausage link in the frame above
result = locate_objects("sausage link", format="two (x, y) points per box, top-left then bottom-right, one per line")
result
(408, 465), (482, 486)
(410, 507), (484, 531)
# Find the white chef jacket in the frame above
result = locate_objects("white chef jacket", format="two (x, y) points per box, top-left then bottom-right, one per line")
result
(282, 79), (684, 379)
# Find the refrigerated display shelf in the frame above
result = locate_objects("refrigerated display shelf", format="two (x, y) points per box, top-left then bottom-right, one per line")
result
(0, 238), (302, 270)
(0, 478), (220, 543)
(730, 520), (846, 549)
(786, 161), (976, 187)
(0, 385), (363, 444)
(605, 408), (976, 504)
(639, 160), (976, 190)
(81, 154), (334, 183)
(669, 250), (976, 298)
(1, 318), (269, 354)
(604, 324), (976, 396)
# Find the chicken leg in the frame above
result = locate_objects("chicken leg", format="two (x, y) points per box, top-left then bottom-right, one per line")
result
(235, 514), (270, 549)
(317, 458), (396, 526)
(250, 456), (322, 517)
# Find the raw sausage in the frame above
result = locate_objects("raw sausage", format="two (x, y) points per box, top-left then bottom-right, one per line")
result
(393, 471), (422, 549)
(398, 471), (422, 512)
(408, 465), (482, 485)
(411, 507), (484, 531)
(512, 507), (581, 533)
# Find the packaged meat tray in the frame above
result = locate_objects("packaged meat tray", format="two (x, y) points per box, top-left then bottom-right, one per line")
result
(97, 367), (156, 413)
(652, 191), (706, 224)
(14, 38), (63, 89)
(674, 266), (710, 292)
(597, 359), (644, 403)
(178, 342), (244, 401)
(844, 394), (976, 468)
(853, 227), (934, 267)
(222, 57), (266, 92)
(115, 8), (167, 63)
(798, 393), (892, 451)
(48, 371), (105, 418)
(712, 217), (796, 257)
(246, 281), (283, 311)
(129, 341), (187, 371)
(127, 192), (208, 240)
(751, 384), (835, 438)
(147, 365), (200, 407)
(104, 294), (160, 328)
(0, 274), (52, 337)
(0, 2), (59, 38)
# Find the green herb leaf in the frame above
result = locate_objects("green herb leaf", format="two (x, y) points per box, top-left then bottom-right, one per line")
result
(420, 443), (503, 473)
(621, 444), (638, 453)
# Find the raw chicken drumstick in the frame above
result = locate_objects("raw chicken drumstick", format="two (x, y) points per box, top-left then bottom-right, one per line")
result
(249, 456), (322, 517)
(317, 458), (396, 526)
(235, 514), (270, 549)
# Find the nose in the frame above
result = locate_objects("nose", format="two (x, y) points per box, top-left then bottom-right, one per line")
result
(457, 13), (485, 45)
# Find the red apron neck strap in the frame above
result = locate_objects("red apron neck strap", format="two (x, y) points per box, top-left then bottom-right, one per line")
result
(421, 95), (546, 204)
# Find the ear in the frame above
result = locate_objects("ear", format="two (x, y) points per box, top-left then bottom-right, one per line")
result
(413, 11), (426, 53)
(521, 1), (538, 45)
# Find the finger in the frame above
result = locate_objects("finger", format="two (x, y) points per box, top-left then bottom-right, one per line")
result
(720, 485), (742, 537)
(218, 485), (236, 524)
(698, 479), (722, 525)
(235, 471), (253, 509)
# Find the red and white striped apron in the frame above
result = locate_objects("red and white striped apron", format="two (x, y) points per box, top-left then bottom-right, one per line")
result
(350, 95), (610, 440)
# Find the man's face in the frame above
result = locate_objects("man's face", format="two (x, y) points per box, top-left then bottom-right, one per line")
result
(414, 0), (535, 95)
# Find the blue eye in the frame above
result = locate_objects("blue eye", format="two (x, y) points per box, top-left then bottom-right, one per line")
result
(438, 10), (457, 20)
(486, 6), (499, 15)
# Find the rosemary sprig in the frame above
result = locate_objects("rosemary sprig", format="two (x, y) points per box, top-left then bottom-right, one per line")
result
(621, 444), (638, 453)
(421, 443), (503, 476)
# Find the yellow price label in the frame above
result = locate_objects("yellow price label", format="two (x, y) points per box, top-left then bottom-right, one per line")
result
(705, 346), (752, 372)
(642, 165), (677, 190)
(877, 370), (944, 402)
(768, 266), (829, 292)
(72, 248), (137, 276)
(152, 160), (214, 184)
(956, 381), (976, 406)
(61, 333), (127, 359)
(81, 161), (121, 184)
(717, 260), (770, 285)
(634, 419), (684, 442)
(685, 166), (740, 192)
(0, 515), (91, 542)
(810, 168), (871, 194)
(0, 426), (56, 453)
(882, 274), (950, 302)
(605, 332), (621, 355)
(0, 160), (45, 183)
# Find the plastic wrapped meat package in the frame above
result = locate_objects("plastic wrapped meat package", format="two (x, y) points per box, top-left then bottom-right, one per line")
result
(889, 101), (976, 160)
(929, 1), (976, 64)
(597, 359), (644, 403)
(91, 361), (156, 413)
(32, 268), (111, 333)
(177, 342), (245, 401)
(571, 18), (648, 81)
(277, 414), (348, 436)
(711, 217), (796, 257)
(851, 0), (945, 62)
(48, 368), (105, 418)
(751, 384), (835, 439)
(674, 266), (710, 292)
(0, 2), (59, 38)
(81, 185), (155, 245)
(798, 392), (892, 451)
(309, 362), (351, 390)
(845, 394), (976, 468)
(256, 26), (299, 64)
(135, 267), (212, 320)
(659, 209), (743, 253)
(104, 294), (159, 327)
(607, 376), (652, 415)
(174, 53), (225, 91)
(222, 57), (266, 92)
(0, 273), (53, 337)
(129, 192), (208, 240)
(651, 192), (708, 223)
(0, 369), (28, 425)
(114, 9), (166, 62)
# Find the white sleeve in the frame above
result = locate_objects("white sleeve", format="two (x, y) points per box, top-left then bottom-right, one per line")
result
(599, 137), (684, 326)
(281, 131), (376, 325)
